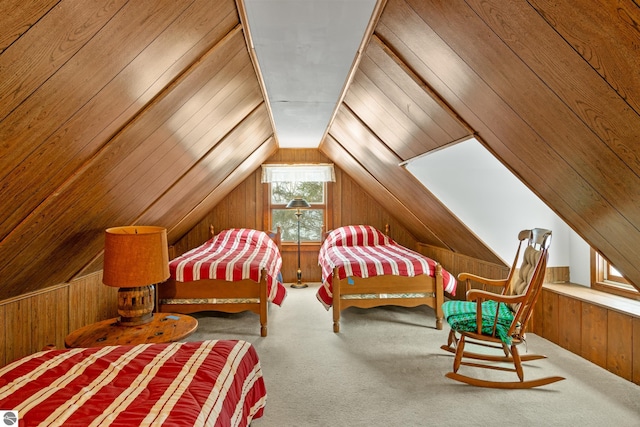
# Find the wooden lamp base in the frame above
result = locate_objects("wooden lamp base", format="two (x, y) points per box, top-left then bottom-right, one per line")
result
(117, 285), (155, 326)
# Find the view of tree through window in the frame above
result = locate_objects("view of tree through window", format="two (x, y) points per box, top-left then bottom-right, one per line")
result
(271, 181), (324, 242)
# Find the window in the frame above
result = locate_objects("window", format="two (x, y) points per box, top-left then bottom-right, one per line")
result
(591, 249), (639, 300)
(262, 164), (334, 242)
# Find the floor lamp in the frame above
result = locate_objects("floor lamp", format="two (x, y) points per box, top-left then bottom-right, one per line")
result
(286, 197), (311, 288)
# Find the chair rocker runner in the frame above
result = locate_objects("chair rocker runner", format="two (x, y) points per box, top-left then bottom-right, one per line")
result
(440, 228), (565, 389)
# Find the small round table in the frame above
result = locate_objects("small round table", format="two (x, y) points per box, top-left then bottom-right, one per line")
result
(65, 312), (198, 348)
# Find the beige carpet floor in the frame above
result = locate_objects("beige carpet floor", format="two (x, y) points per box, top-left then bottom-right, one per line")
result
(186, 282), (640, 426)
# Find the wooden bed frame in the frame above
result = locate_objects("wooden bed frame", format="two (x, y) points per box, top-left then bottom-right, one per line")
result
(157, 226), (281, 337)
(325, 225), (445, 333)
(330, 265), (445, 332)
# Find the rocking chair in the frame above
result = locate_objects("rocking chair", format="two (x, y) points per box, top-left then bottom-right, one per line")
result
(441, 228), (565, 388)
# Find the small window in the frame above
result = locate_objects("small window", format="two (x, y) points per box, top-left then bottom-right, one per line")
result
(262, 164), (334, 243)
(591, 249), (639, 300)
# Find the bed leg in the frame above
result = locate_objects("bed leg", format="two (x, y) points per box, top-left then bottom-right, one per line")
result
(260, 324), (267, 337)
(333, 317), (340, 333)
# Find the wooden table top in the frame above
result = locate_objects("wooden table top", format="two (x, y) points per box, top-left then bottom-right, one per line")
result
(65, 312), (198, 348)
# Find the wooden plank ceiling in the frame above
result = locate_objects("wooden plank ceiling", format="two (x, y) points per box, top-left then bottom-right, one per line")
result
(1, 0), (639, 300)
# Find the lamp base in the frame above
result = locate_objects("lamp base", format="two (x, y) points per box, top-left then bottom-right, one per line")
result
(291, 269), (308, 288)
(116, 285), (155, 326)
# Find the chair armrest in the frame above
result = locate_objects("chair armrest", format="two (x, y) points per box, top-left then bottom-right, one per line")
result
(466, 289), (526, 304)
(458, 272), (509, 289)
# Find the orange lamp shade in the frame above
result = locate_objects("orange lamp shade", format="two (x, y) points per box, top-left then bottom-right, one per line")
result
(103, 226), (170, 288)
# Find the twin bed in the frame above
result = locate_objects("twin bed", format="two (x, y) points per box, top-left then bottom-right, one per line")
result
(157, 227), (286, 337)
(158, 224), (455, 334)
(316, 225), (457, 332)
(0, 340), (266, 426)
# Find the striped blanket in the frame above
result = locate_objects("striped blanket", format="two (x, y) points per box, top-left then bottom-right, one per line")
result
(316, 225), (457, 308)
(170, 228), (286, 305)
(0, 340), (266, 426)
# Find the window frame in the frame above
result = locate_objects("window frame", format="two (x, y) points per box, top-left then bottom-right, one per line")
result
(591, 249), (640, 300)
(264, 179), (331, 244)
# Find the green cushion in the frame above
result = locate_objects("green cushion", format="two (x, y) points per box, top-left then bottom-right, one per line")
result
(443, 299), (515, 345)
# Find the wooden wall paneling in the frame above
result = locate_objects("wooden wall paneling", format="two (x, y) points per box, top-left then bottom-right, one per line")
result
(167, 139), (278, 247)
(0, 0), (234, 238)
(367, 35), (470, 142)
(375, 1), (630, 278)
(347, 37), (469, 161)
(68, 272), (117, 332)
(558, 294), (582, 355)
(529, 0), (640, 116)
(541, 289), (559, 344)
(4, 298), (32, 364)
(0, 0), (57, 52)
(320, 135), (442, 247)
(607, 310), (633, 381)
(0, 0), (127, 123)
(0, 26), (259, 300)
(581, 302), (608, 368)
(0, 303), (5, 366)
(329, 107), (502, 263)
(393, 0), (640, 285)
(634, 318), (640, 385)
(32, 285), (68, 351)
(532, 290), (544, 336)
(142, 103), (270, 227)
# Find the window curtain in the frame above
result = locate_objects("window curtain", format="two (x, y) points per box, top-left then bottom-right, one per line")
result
(261, 164), (335, 183)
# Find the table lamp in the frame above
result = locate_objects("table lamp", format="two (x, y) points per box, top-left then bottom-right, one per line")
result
(103, 226), (169, 326)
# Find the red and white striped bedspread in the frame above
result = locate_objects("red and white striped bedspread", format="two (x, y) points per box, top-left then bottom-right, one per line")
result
(316, 225), (457, 308)
(0, 340), (266, 427)
(170, 228), (286, 306)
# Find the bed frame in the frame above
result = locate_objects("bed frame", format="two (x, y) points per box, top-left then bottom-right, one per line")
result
(330, 265), (445, 333)
(325, 225), (445, 333)
(157, 226), (281, 337)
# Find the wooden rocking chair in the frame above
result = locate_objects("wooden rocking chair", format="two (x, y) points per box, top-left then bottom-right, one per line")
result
(440, 228), (565, 389)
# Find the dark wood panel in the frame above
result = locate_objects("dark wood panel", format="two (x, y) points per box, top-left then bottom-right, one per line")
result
(541, 289), (559, 344)
(329, 106), (502, 262)
(607, 310), (633, 381)
(0, 27), (261, 300)
(0, 0), (126, 121)
(581, 302), (608, 368)
(529, 0), (640, 116)
(346, 71), (431, 160)
(152, 105), (272, 235)
(168, 139), (278, 247)
(379, 0), (640, 285)
(0, 0), (58, 53)
(558, 294), (582, 354)
(320, 135), (445, 248)
(350, 36), (469, 160)
(0, 0), (239, 239)
(634, 318), (640, 385)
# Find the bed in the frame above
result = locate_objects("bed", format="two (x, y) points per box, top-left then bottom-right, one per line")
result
(316, 225), (457, 332)
(0, 340), (266, 426)
(157, 227), (286, 337)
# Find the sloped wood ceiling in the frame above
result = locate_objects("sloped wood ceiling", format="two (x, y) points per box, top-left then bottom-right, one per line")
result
(1, 0), (639, 301)
(322, 0), (640, 288)
(0, 0), (278, 300)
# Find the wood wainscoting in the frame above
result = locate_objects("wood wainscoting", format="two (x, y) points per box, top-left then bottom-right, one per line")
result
(0, 272), (117, 367)
(533, 283), (640, 386)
